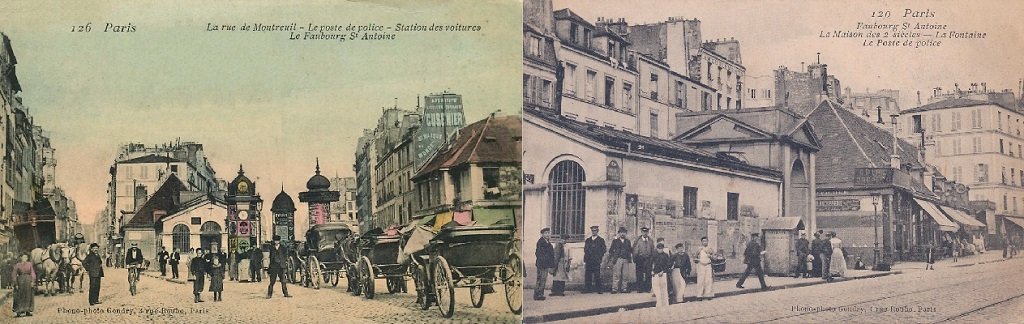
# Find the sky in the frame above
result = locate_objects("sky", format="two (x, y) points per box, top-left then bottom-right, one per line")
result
(553, 0), (1024, 109)
(0, 0), (522, 232)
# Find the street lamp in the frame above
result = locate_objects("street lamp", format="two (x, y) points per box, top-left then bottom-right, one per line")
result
(871, 193), (881, 269)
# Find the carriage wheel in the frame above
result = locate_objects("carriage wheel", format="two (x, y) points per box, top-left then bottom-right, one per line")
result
(504, 254), (522, 315)
(331, 272), (340, 287)
(433, 256), (455, 318)
(413, 264), (432, 310)
(470, 286), (485, 308)
(348, 264), (362, 296)
(360, 257), (375, 299)
(309, 256), (322, 289)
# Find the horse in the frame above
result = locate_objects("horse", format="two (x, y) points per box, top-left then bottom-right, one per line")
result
(30, 246), (60, 296)
(68, 242), (89, 293)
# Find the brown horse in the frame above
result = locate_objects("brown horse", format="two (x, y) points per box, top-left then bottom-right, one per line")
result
(30, 246), (60, 296)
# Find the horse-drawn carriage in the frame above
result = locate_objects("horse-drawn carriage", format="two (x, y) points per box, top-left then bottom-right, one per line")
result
(405, 224), (522, 318)
(292, 223), (353, 289)
(348, 229), (408, 299)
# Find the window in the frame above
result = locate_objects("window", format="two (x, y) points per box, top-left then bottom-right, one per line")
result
(605, 76), (616, 107)
(528, 36), (541, 57)
(951, 111), (961, 131)
(750, 88), (756, 99)
(622, 82), (633, 111)
(727, 192), (740, 220)
(1000, 139), (1005, 154)
(972, 110), (982, 128)
(172, 224), (190, 253)
(650, 111), (659, 138)
(932, 114), (942, 133)
(717, 93), (723, 110)
(541, 79), (552, 104)
(976, 163), (988, 183)
(649, 73), (659, 100)
(570, 23), (578, 43)
(550, 160), (586, 241)
(585, 70), (597, 100)
(1003, 167), (1008, 184)
(973, 137), (982, 153)
(683, 187), (698, 217)
(766, 89), (772, 98)
(706, 62), (713, 81)
(998, 111), (1003, 130)
(565, 63), (577, 95)
(483, 167), (501, 200)
(583, 29), (591, 48)
(675, 81), (685, 107)
(522, 74), (531, 100)
(1004, 194), (1009, 211)
(953, 166), (962, 183)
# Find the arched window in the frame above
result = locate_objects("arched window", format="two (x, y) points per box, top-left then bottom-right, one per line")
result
(200, 221), (222, 235)
(172, 224), (190, 253)
(549, 160), (586, 241)
(789, 159), (809, 218)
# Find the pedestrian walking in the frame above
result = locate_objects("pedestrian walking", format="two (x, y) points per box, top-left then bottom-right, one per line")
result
(669, 243), (691, 304)
(828, 232), (847, 281)
(794, 232), (810, 278)
(925, 243), (936, 270)
(84, 243), (104, 305)
(206, 244), (226, 302)
(2, 252), (15, 289)
(157, 246), (169, 277)
(651, 243), (672, 308)
(169, 248), (181, 279)
(191, 249), (207, 303)
(11, 254), (35, 317)
(583, 225), (606, 294)
(533, 228), (555, 300)
(608, 227), (632, 294)
(695, 237), (714, 300)
(952, 238), (962, 263)
(633, 227), (655, 293)
(736, 233), (770, 291)
(267, 235), (292, 299)
(550, 239), (569, 296)
(820, 231), (832, 280)
(250, 247), (263, 283)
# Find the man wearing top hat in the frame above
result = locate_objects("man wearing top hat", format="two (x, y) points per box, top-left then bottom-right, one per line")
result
(266, 235), (292, 298)
(607, 227), (632, 293)
(534, 228), (555, 300)
(583, 225), (606, 293)
(632, 227), (655, 293)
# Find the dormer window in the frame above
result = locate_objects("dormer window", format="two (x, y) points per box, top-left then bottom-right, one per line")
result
(570, 23), (579, 43)
(583, 28), (592, 48)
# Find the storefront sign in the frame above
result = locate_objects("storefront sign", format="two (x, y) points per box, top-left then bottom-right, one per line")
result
(816, 199), (861, 212)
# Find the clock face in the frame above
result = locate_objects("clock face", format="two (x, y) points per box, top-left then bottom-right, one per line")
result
(238, 210), (250, 220)
(238, 181), (249, 193)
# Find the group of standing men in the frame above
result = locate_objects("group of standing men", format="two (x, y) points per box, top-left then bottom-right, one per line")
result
(794, 230), (846, 281)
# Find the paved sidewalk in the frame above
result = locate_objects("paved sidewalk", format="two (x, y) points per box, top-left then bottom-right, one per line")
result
(890, 250), (1007, 271)
(523, 269), (897, 323)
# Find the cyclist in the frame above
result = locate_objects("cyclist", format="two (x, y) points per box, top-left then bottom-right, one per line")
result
(125, 242), (145, 295)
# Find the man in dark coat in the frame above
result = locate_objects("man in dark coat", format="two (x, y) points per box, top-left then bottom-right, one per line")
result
(608, 227), (632, 293)
(169, 248), (181, 279)
(534, 228), (555, 300)
(191, 249), (207, 303)
(267, 236), (292, 299)
(810, 232), (825, 277)
(632, 227), (655, 293)
(250, 247), (264, 282)
(794, 232), (810, 278)
(84, 243), (104, 305)
(157, 246), (169, 277)
(821, 231), (833, 280)
(736, 233), (769, 291)
(583, 225), (606, 293)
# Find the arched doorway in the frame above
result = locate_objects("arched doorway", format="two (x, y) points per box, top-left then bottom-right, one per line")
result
(172, 224), (191, 253)
(549, 160), (586, 241)
(789, 159), (809, 218)
(200, 221), (222, 251)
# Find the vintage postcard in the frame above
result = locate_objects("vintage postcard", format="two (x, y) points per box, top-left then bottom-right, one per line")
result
(1, 0), (521, 323)
(522, 0), (1024, 323)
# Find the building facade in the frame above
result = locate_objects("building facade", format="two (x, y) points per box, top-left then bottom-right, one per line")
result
(329, 176), (357, 225)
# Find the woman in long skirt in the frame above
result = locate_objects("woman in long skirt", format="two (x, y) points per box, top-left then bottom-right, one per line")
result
(694, 237), (714, 300)
(12, 254), (35, 317)
(191, 250), (207, 303)
(828, 232), (847, 280)
(207, 249), (226, 302)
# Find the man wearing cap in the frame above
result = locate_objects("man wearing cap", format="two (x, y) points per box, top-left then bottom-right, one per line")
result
(583, 225), (606, 294)
(736, 233), (770, 291)
(84, 243), (104, 305)
(534, 228), (555, 300)
(607, 227), (632, 293)
(266, 235), (292, 299)
(794, 232), (810, 278)
(632, 227), (655, 293)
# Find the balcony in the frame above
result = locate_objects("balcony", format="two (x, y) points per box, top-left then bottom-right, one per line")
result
(854, 168), (912, 189)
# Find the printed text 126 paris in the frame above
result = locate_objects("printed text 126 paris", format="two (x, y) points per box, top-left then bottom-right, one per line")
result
(70, 23), (137, 33)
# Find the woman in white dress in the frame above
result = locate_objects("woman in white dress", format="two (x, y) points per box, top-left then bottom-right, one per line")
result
(828, 232), (847, 280)
(695, 237), (714, 300)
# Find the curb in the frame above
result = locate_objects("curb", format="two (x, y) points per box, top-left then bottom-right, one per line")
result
(950, 258), (1007, 268)
(523, 271), (901, 324)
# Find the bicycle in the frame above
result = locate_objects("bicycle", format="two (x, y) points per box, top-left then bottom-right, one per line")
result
(127, 264), (142, 295)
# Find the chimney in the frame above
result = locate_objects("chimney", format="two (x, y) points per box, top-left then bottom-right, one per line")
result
(917, 91), (921, 106)
(134, 185), (148, 212)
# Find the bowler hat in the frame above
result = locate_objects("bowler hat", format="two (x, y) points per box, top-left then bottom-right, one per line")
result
(131, 242), (138, 246)
(540, 228), (551, 234)
(641, 227), (649, 232)
(89, 243), (99, 248)
(590, 226), (599, 230)
(617, 227), (627, 233)
(273, 235), (282, 241)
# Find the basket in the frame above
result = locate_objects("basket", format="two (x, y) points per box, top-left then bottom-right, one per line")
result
(710, 257), (727, 273)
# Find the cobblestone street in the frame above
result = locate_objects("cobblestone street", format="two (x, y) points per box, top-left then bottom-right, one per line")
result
(3, 268), (519, 323)
(549, 257), (1024, 323)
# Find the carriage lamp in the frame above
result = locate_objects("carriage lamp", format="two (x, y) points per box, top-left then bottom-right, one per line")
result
(871, 193), (881, 269)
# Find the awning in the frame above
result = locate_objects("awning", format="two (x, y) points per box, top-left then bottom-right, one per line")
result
(939, 206), (986, 228)
(472, 207), (515, 226)
(1005, 216), (1024, 229)
(914, 198), (959, 232)
(761, 217), (805, 231)
(432, 211), (454, 233)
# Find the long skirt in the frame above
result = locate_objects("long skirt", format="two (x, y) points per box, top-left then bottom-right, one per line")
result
(695, 264), (714, 298)
(13, 274), (34, 313)
(193, 273), (205, 294)
(209, 269), (224, 292)
(830, 249), (847, 277)
(652, 273), (669, 307)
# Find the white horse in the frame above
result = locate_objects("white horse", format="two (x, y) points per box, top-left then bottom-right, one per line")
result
(68, 242), (88, 293)
(30, 245), (60, 296)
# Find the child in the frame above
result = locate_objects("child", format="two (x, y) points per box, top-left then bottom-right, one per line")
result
(805, 254), (815, 276)
(853, 256), (866, 270)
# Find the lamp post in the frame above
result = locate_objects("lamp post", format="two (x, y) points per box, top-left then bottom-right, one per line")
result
(871, 193), (881, 269)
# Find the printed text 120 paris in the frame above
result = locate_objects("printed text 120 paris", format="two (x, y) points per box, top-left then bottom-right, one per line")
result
(70, 23), (137, 33)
